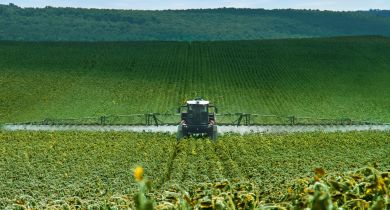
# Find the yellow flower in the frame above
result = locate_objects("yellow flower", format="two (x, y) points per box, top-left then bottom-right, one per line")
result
(287, 187), (293, 193)
(134, 166), (144, 182)
(377, 178), (385, 191)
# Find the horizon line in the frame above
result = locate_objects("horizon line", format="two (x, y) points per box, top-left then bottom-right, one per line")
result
(3, 3), (389, 12)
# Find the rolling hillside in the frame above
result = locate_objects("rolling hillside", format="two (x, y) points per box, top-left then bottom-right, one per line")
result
(1, 4), (390, 41)
(1, 36), (390, 123)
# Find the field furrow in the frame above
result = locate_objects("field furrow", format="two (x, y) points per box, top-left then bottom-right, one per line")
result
(4, 38), (389, 123)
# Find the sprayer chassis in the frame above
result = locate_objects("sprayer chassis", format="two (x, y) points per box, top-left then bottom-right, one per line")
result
(176, 98), (218, 141)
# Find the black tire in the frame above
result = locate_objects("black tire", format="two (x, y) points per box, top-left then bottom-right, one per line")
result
(209, 125), (218, 142)
(177, 125), (183, 141)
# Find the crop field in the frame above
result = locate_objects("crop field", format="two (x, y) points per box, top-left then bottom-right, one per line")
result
(1, 36), (390, 124)
(0, 131), (389, 209)
(1, 36), (390, 209)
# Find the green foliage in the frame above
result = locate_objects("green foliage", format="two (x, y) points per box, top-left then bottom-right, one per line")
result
(1, 4), (390, 41)
(280, 167), (390, 209)
(0, 131), (176, 209)
(1, 37), (390, 123)
(0, 131), (389, 209)
(154, 167), (390, 209)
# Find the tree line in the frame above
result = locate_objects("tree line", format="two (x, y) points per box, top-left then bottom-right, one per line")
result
(1, 3), (390, 41)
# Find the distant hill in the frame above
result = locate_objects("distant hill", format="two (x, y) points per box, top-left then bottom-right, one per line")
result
(1, 4), (390, 41)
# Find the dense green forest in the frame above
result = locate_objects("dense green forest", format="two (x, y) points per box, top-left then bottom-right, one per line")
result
(1, 3), (390, 41)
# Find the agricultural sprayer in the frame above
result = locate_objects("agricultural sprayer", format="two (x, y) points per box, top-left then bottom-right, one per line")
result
(3, 97), (390, 140)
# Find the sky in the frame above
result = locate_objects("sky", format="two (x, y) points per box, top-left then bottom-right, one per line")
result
(2, 0), (390, 11)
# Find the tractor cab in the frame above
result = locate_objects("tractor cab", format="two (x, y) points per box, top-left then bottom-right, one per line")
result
(180, 99), (216, 125)
(177, 98), (218, 141)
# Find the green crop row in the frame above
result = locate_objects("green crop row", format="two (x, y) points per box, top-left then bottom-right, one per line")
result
(0, 131), (389, 209)
(2, 36), (390, 124)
